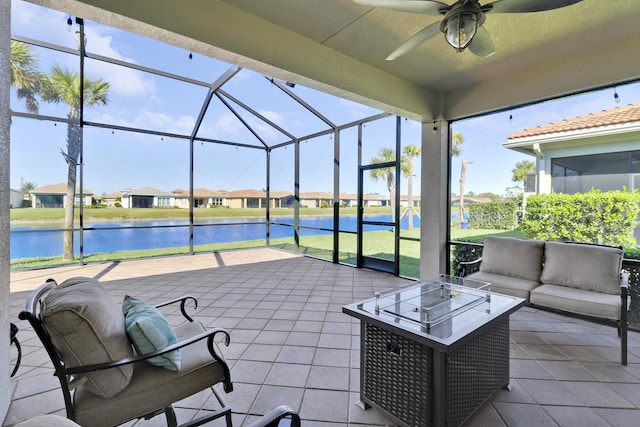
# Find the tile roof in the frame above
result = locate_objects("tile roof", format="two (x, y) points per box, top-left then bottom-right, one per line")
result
(508, 102), (640, 139)
(172, 188), (226, 198)
(299, 191), (334, 199)
(270, 191), (293, 198)
(226, 189), (266, 197)
(32, 183), (93, 195)
(123, 186), (174, 196)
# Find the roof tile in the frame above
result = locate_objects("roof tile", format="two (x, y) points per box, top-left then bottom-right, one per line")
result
(508, 102), (640, 139)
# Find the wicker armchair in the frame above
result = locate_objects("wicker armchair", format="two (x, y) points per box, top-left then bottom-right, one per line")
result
(19, 277), (233, 427)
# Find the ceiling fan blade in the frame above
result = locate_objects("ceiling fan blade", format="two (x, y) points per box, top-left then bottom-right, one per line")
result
(485, 0), (584, 14)
(353, 0), (449, 15)
(467, 27), (496, 57)
(386, 22), (441, 60)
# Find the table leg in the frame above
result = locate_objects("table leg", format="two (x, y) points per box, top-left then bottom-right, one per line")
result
(356, 400), (371, 410)
(432, 350), (446, 427)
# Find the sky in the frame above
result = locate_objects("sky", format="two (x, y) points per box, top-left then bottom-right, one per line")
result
(9, 0), (640, 199)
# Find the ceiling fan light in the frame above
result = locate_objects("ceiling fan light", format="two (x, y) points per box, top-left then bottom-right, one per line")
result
(444, 11), (479, 52)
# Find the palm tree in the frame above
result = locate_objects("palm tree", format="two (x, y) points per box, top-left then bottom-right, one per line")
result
(10, 40), (47, 114)
(451, 131), (464, 157)
(401, 144), (421, 229)
(451, 132), (466, 225)
(512, 159), (536, 190)
(370, 148), (397, 221)
(41, 65), (110, 261)
(20, 181), (37, 205)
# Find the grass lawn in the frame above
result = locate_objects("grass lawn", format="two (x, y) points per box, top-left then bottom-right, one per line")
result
(11, 219), (519, 277)
(10, 206), (368, 223)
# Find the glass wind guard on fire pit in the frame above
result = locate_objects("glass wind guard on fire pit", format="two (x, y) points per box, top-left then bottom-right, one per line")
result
(374, 274), (490, 330)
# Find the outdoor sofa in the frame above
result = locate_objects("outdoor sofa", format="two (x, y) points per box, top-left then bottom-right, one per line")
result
(457, 236), (629, 365)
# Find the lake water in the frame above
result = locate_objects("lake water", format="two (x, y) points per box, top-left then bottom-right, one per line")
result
(10, 214), (421, 259)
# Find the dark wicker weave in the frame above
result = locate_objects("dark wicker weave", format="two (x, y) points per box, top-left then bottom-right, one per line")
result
(361, 319), (510, 427)
(446, 318), (510, 426)
(364, 322), (432, 426)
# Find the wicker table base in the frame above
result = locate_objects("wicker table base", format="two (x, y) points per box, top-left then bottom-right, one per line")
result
(358, 317), (510, 427)
(344, 277), (524, 427)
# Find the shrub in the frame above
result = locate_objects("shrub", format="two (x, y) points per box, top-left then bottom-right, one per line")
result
(450, 237), (484, 273)
(521, 189), (640, 248)
(467, 201), (518, 230)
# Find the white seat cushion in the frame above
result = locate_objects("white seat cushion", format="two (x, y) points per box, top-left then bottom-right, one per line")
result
(72, 321), (227, 427)
(530, 284), (622, 320)
(467, 271), (539, 301)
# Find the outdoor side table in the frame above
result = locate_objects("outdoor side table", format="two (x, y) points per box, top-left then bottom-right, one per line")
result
(343, 275), (525, 427)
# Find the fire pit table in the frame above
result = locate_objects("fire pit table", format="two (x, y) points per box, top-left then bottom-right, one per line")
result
(343, 275), (525, 427)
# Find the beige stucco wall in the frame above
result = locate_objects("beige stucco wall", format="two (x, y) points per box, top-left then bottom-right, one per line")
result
(228, 198), (244, 209)
(420, 119), (449, 279)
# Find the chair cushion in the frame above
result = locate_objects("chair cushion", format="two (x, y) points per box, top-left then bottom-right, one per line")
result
(73, 321), (227, 427)
(122, 296), (181, 371)
(479, 236), (545, 281)
(41, 277), (134, 399)
(540, 242), (622, 295)
(530, 284), (622, 320)
(467, 271), (539, 301)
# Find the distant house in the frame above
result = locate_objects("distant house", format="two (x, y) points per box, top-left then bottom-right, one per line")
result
(172, 188), (228, 208)
(269, 191), (295, 208)
(297, 192), (397, 208)
(30, 183), (93, 208)
(224, 189), (296, 208)
(339, 193), (357, 207)
(225, 189), (265, 208)
(103, 192), (122, 207)
(400, 195), (421, 208)
(363, 193), (387, 207)
(120, 186), (175, 208)
(299, 192), (334, 208)
(504, 103), (640, 195)
(10, 188), (24, 208)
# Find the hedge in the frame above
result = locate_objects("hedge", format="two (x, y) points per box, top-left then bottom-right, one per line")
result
(467, 201), (518, 230)
(521, 189), (640, 248)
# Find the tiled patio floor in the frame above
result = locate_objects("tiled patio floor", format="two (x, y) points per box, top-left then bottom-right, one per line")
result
(5, 248), (640, 426)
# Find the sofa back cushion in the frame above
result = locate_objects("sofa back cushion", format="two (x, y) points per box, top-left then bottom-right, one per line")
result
(480, 236), (545, 281)
(540, 241), (622, 295)
(41, 277), (134, 398)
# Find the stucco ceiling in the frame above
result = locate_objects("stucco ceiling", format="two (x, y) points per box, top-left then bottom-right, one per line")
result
(28, 0), (640, 122)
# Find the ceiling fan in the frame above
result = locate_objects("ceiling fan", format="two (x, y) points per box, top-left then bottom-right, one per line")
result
(354, 0), (584, 59)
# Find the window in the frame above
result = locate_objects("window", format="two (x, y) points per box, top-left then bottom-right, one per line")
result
(157, 197), (171, 207)
(552, 151), (634, 194)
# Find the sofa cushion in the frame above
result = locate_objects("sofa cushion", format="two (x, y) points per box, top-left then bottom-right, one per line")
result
(467, 271), (539, 301)
(41, 277), (134, 398)
(122, 295), (181, 371)
(73, 321), (227, 427)
(479, 236), (545, 281)
(540, 242), (622, 295)
(530, 284), (622, 320)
